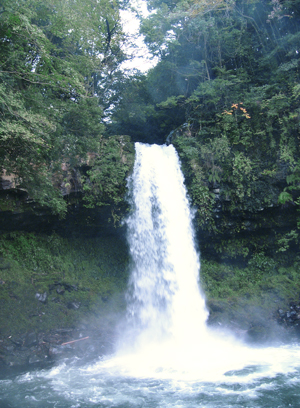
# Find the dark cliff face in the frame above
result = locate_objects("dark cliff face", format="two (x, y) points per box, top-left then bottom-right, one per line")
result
(0, 189), (126, 238)
(197, 199), (298, 261)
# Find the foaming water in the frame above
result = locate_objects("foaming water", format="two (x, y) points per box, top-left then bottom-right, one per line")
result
(1, 143), (300, 407)
(2, 344), (300, 407)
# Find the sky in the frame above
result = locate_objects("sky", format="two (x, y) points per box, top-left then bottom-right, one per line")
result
(120, 0), (158, 72)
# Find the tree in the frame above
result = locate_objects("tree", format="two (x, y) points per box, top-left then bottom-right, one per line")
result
(135, 0), (300, 233)
(0, 0), (126, 214)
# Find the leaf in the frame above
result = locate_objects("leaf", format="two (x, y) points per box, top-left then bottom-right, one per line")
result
(278, 191), (293, 204)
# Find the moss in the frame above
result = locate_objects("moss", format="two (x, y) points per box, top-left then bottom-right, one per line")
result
(201, 255), (300, 330)
(0, 231), (129, 336)
(1, 228), (300, 338)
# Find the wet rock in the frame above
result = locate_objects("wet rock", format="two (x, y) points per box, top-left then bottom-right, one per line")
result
(56, 286), (65, 295)
(49, 345), (73, 356)
(28, 353), (48, 364)
(276, 302), (300, 339)
(86, 344), (96, 354)
(63, 283), (78, 292)
(25, 332), (37, 347)
(10, 335), (25, 347)
(206, 299), (227, 313)
(49, 282), (78, 293)
(0, 324), (119, 368)
(246, 325), (268, 342)
(35, 292), (47, 303)
(67, 301), (81, 310)
(290, 310), (297, 320)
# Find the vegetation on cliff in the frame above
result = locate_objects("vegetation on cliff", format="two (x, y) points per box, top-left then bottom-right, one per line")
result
(0, 0), (132, 215)
(2, 0), (299, 232)
(1, 0), (300, 346)
(109, 0), (300, 255)
(0, 230), (129, 337)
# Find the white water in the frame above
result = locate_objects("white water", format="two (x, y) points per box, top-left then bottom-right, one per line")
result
(123, 142), (208, 350)
(99, 143), (300, 383)
(2, 143), (300, 407)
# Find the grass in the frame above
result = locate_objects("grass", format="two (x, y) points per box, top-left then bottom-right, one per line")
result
(200, 254), (300, 332)
(0, 231), (129, 336)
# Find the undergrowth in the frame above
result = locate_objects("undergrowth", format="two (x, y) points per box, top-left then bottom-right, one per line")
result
(0, 231), (129, 336)
(200, 253), (300, 329)
(0, 230), (299, 338)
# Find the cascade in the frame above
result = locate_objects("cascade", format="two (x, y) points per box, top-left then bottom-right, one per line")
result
(123, 142), (208, 349)
(112, 142), (253, 380)
(106, 142), (299, 382)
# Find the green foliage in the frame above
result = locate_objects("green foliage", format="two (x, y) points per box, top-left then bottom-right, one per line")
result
(214, 238), (250, 259)
(278, 191), (293, 204)
(200, 136), (231, 184)
(201, 255), (300, 328)
(248, 252), (277, 274)
(83, 135), (135, 211)
(293, 84), (300, 99)
(122, 0), (300, 235)
(0, 0), (126, 215)
(277, 230), (299, 252)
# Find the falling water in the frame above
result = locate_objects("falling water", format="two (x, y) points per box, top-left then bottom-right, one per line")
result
(1, 143), (300, 407)
(123, 142), (208, 349)
(101, 143), (300, 382)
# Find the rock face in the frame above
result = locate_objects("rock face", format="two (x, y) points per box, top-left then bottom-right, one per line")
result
(0, 324), (118, 371)
(35, 292), (47, 303)
(277, 302), (300, 336)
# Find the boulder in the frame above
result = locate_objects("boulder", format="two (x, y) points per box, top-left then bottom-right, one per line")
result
(35, 292), (47, 303)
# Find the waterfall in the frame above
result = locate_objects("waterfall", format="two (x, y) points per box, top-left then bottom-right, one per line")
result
(122, 142), (209, 351)
(109, 141), (294, 382)
(6, 142), (299, 406)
